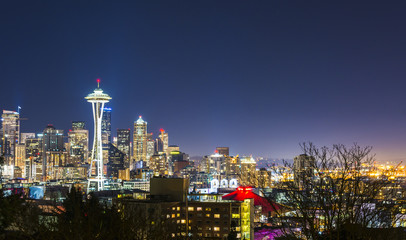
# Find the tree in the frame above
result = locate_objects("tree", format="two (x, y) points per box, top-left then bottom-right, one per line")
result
(116, 201), (176, 240)
(50, 187), (123, 240)
(267, 143), (404, 240)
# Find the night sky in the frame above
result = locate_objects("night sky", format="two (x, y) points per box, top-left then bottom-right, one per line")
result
(2, 1), (406, 162)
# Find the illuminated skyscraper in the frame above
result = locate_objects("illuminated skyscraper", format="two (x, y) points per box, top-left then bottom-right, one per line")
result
(101, 107), (111, 163)
(101, 108), (112, 145)
(42, 124), (65, 180)
(117, 129), (131, 168)
(226, 155), (240, 177)
(202, 151), (226, 175)
(20, 133), (35, 144)
(15, 143), (26, 177)
(85, 80), (111, 192)
(1, 110), (20, 166)
(159, 129), (169, 155)
(146, 133), (155, 162)
(26, 137), (42, 158)
(68, 121), (89, 165)
(150, 153), (168, 176)
(240, 156), (257, 186)
(133, 116), (148, 164)
(72, 121), (85, 130)
(26, 135), (43, 181)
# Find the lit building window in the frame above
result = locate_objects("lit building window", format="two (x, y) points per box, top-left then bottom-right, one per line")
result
(214, 214), (220, 218)
(214, 227), (220, 231)
(188, 207), (194, 211)
(205, 207), (211, 211)
(181, 219), (186, 224)
(206, 214), (211, 217)
(197, 207), (202, 211)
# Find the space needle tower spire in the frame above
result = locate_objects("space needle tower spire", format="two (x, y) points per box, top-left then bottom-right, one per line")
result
(85, 79), (111, 192)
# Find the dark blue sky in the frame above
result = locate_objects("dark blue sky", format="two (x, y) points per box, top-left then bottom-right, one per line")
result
(2, 1), (406, 161)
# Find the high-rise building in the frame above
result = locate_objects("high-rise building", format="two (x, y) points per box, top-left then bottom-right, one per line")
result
(226, 155), (240, 177)
(167, 145), (180, 154)
(117, 129), (131, 168)
(68, 121), (89, 165)
(168, 150), (190, 176)
(257, 168), (272, 188)
(42, 125), (64, 151)
(25, 135), (43, 181)
(85, 80), (111, 192)
(146, 133), (155, 162)
(293, 154), (315, 189)
(107, 143), (125, 179)
(15, 143), (26, 177)
(72, 121), (86, 130)
(42, 124), (66, 180)
(159, 129), (168, 155)
(216, 147), (229, 156)
(101, 107), (112, 145)
(150, 153), (168, 176)
(202, 151), (226, 175)
(1, 110), (20, 166)
(133, 116), (148, 164)
(155, 136), (163, 153)
(26, 137), (42, 158)
(240, 156), (257, 186)
(101, 108), (111, 164)
(20, 133), (35, 144)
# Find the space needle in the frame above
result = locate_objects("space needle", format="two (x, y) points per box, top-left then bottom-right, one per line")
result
(85, 79), (111, 192)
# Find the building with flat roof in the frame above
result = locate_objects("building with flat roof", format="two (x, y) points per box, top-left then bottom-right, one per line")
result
(115, 177), (254, 239)
(216, 147), (229, 156)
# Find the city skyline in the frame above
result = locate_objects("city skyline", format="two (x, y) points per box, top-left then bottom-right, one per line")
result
(2, 1), (406, 161)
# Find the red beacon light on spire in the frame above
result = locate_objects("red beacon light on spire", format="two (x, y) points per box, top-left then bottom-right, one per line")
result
(160, 128), (164, 133)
